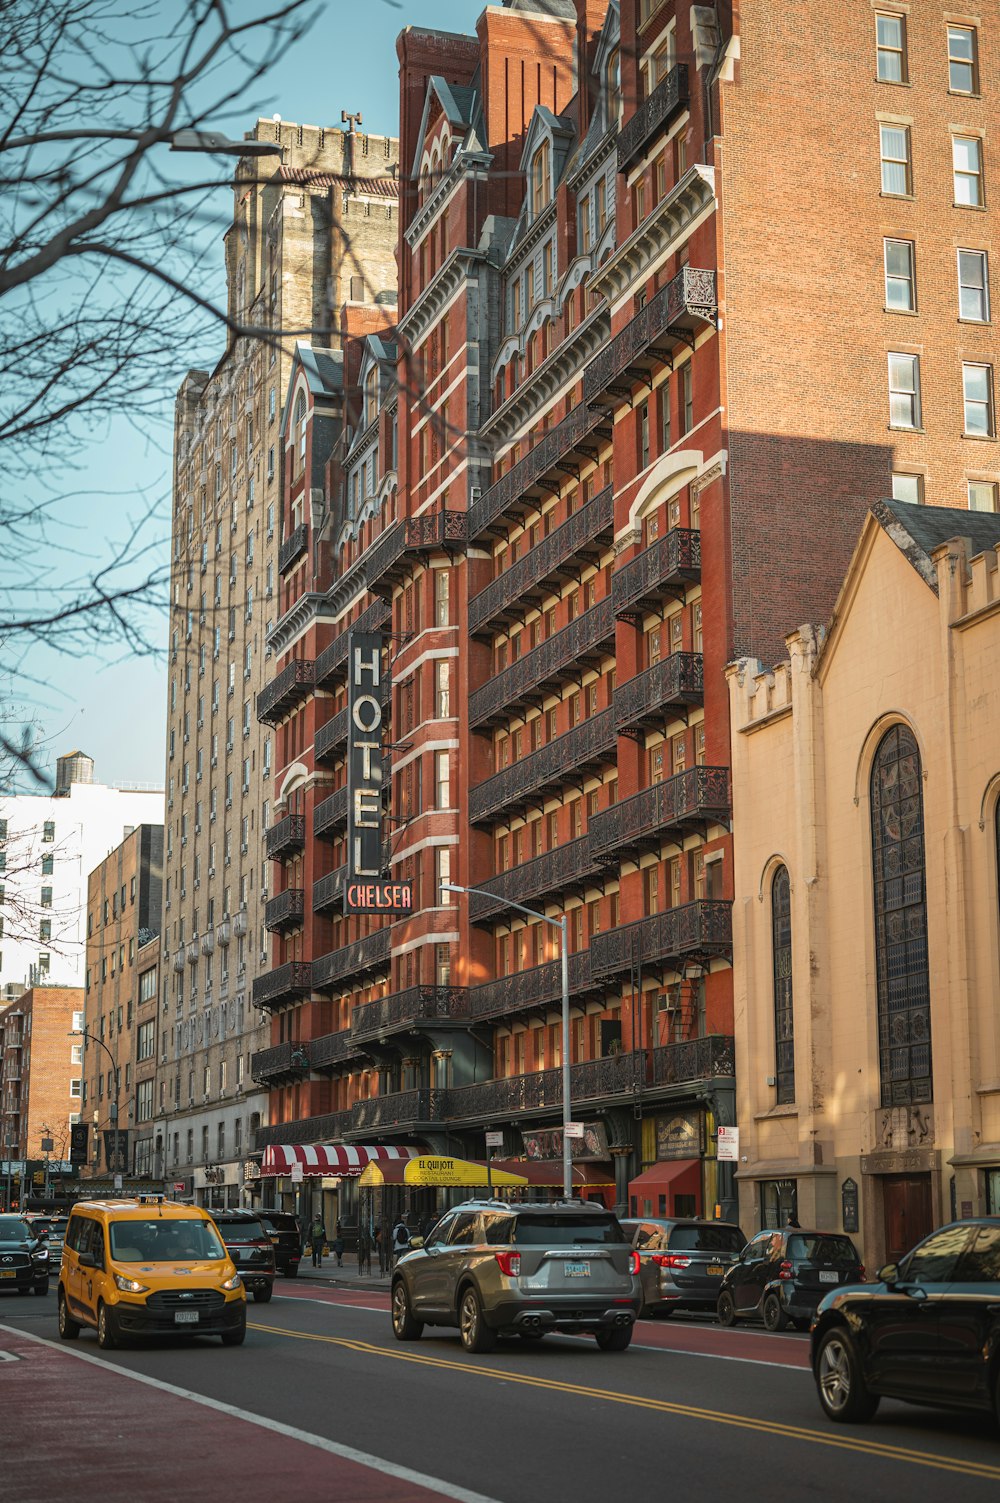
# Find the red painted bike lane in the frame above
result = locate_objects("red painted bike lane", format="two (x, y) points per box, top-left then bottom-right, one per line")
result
(0, 1324), (493, 1503)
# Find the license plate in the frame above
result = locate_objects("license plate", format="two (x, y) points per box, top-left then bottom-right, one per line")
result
(0, 1270), (15, 1279)
(174, 1310), (200, 1324)
(270, 1236), (279, 1243)
(819, 1270), (839, 1284)
(707, 1263), (724, 1277)
(564, 1261), (591, 1277)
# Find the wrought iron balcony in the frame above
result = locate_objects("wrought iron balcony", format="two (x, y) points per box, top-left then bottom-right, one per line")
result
(365, 511), (468, 597)
(589, 766), (731, 863)
(469, 598), (615, 729)
(618, 63), (689, 173)
(313, 867), (346, 912)
(264, 888), (305, 933)
(470, 405), (613, 538)
(582, 267), (717, 405)
(590, 900), (732, 978)
(315, 707), (348, 765)
(256, 660), (316, 726)
(309, 1029), (365, 1069)
(313, 926), (392, 991)
(251, 961), (312, 1010)
(651, 1033), (735, 1087)
(253, 1109), (353, 1151)
(613, 529), (700, 620)
(441, 1050), (646, 1124)
(314, 598), (391, 688)
(350, 1089), (434, 1134)
(250, 1040), (312, 1085)
(470, 949), (597, 1023)
(469, 837), (602, 924)
(278, 523), (309, 575)
(350, 986), (470, 1043)
(265, 814), (306, 861)
(468, 488), (614, 638)
(469, 708), (617, 824)
(313, 786), (347, 838)
(614, 653), (703, 735)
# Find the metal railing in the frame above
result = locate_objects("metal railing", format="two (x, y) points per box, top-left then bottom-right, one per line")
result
(256, 660), (316, 726)
(617, 63), (689, 172)
(470, 405), (611, 538)
(612, 529), (700, 618)
(312, 926), (392, 990)
(278, 523), (309, 574)
(583, 267), (717, 404)
(250, 961), (312, 1009)
(253, 1109), (353, 1151)
(590, 900), (732, 977)
(314, 598), (391, 686)
(263, 888), (305, 932)
(469, 837), (601, 923)
(613, 654), (703, 733)
(350, 986), (469, 1042)
(470, 707), (617, 824)
(469, 597), (615, 728)
(588, 766), (731, 861)
(264, 814), (306, 860)
(365, 511), (468, 596)
(470, 949), (595, 1021)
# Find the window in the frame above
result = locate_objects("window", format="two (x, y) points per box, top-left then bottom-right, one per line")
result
(435, 661), (450, 718)
(958, 250), (989, 322)
(953, 136), (983, 207)
(435, 751), (450, 810)
(42, 820), (55, 842)
(875, 13), (906, 82)
(962, 363), (994, 436)
(880, 124), (911, 196)
(968, 480), (998, 512)
(638, 400), (650, 469)
(871, 724), (931, 1106)
(947, 25), (978, 95)
(888, 352), (920, 429)
(891, 472), (924, 505)
(681, 362), (693, 434)
(771, 867), (795, 1103)
(884, 238), (915, 311)
(436, 847), (452, 901)
(530, 140), (550, 218)
(434, 569), (450, 626)
(40, 886), (52, 908)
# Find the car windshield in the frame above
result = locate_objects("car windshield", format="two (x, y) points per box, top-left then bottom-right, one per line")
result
(513, 1215), (626, 1247)
(788, 1234), (858, 1266)
(669, 1225), (745, 1253)
(0, 1216), (30, 1242)
(109, 1219), (227, 1262)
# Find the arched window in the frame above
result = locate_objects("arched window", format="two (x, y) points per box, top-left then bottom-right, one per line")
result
(870, 724), (932, 1105)
(771, 866), (794, 1103)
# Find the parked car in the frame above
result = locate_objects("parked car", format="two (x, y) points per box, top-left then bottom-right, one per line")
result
(46, 1216), (69, 1271)
(209, 1210), (276, 1302)
(812, 1218), (1000, 1425)
(717, 1228), (864, 1331)
(0, 1214), (50, 1296)
(259, 1210), (302, 1277)
(621, 1217), (745, 1316)
(390, 1199), (642, 1353)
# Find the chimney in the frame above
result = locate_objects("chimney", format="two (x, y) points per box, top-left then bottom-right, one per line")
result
(575, 1), (608, 138)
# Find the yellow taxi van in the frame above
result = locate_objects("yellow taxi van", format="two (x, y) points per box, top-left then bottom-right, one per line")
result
(58, 1196), (246, 1348)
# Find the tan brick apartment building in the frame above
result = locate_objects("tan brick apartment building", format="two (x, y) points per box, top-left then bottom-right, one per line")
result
(159, 118), (399, 1208)
(0, 987), (84, 1177)
(252, 0), (995, 1219)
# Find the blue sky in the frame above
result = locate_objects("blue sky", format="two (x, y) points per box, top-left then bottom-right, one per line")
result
(27, 0), (477, 789)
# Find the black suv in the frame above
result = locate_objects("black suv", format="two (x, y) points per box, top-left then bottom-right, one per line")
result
(259, 1210), (302, 1278)
(210, 1210), (276, 1302)
(622, 1217), (745, 1316)
(0, 1214), (50, 1296)
(812, 1218), (1000, 1425)
(718, 1228), (863, 1331)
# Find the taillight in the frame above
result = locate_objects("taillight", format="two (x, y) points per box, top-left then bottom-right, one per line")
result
(858, 1266), (866, 1282)
(629, 1250), (641, 1275)
(778, 1260), (793, 1280)
(651, 1253), (690, 1269)
(495, 1251), (521, 1277)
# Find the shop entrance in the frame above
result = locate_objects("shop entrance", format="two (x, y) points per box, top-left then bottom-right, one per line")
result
(882, 1173), (933, 1263)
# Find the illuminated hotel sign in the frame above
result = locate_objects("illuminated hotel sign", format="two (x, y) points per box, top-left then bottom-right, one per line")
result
(345, 630), (411, 916)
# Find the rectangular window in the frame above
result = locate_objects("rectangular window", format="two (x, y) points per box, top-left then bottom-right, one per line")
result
(888, 352), (921, 429)
(875, 13), (906, 82)
(42, 821), (55, 842)
(968, 480), (998, 512)
(436, 847), (451, 902)
(953, 136), (984, 207)
(884, 238), (915, 311)
(434, 570), (450, 626)
(435, 751), (450, 810)
(948, 25), (978, 95)
(963, 363), (994, 436)
(891, 472), (924, 505)
(435, 660), (450, 718)
(880, 124), (911, 196)
(681, 363), (693, 434)
(638, 400), (650, 469)
(40, 886), (53, 908)
(958, 249), (989, 322)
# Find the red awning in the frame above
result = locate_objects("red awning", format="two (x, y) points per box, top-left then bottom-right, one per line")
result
(627, 1158), (702, 1215)
(628, 1158), (701, 1194)
(260, 1144), (418, 1178)
(489, 1158), (616, 1188)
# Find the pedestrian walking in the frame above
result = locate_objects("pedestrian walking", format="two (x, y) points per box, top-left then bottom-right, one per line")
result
(333, 1221), (345, 1267)
(308, 1212), (327, 1268)
(391, 1216), (411, 1263)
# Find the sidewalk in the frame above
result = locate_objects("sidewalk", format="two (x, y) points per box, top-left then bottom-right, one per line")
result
(294, 1257), (390, 1291)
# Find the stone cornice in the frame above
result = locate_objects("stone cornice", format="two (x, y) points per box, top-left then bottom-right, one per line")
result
(397, 246), (489, 350)
(588, 164), (717, 308)
(268, 592), (341, 658)
(479, 303), (611, 449)
(405, 152), (492, 253)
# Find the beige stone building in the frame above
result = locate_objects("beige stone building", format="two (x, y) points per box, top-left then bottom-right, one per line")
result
(728, 500), (1000, 1269)
(158, 118), (398, 1208)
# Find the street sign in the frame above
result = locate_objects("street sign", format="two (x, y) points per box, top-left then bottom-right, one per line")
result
(717, 1126), (740, 1162)
(290, 1163), (304, 1183)
(113, 1174), (123, 1190)
(40, 1137), (54, 1153)
(565, 1122), (585, 1140)
(173, 1182), (186, 1195)
(485, 1131), (504, 1149)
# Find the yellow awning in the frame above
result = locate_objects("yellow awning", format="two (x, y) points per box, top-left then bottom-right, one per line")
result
(358, 1154), (529, 1188)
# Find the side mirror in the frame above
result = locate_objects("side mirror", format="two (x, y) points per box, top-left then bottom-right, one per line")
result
(78, 1251), (97, 1269)
(877, 1262), (899, 1285)
(408, 1236), (424, 1250)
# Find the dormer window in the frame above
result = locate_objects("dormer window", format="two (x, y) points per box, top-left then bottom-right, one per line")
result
(607, 47), (622, 124)
(293, 391), (306, 472)
(530, 140), (550, 218)
(365, 367), (379, 426)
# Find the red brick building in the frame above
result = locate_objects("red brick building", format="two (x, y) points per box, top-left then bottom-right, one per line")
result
(255, 0), (995, 1217)
(0, 987), (84, 1182)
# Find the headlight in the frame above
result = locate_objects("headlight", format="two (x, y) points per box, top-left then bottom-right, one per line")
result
(221, 1272), (242, 1291)
(33, 1248), (49, 1261)
(114, 1274), (150, 1294)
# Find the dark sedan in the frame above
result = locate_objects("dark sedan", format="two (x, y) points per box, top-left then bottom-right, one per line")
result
(718, 1227), (863, 1331)
(0, 1214), (51, 1295)
(812, 1218), (1000, 1425)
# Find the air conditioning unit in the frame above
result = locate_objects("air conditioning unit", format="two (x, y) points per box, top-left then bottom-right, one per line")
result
(208, 866), (216, 878)
(194, 823), (202, 834)
(470, 485), (482, 503)
(69, 1113), (81, 1125)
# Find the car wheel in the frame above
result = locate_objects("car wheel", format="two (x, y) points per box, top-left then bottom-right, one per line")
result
(58, 1291), (81, 1341)
(716, 1290), (737, 1327)
(596, 1325), (633, 1352)
(97, 1302), (118, 1351)
(252, 1284), (274, 1303)
(285, 1264), (299, 1279)
(221, 1317), (247, 1347)
(33, 1281), (50, 1298)
(762, 1293), (789, 1332)
(815, 1327), (880, 1424)
(458, 1287), (497, 1354)
(391, 1280), (423, 1341)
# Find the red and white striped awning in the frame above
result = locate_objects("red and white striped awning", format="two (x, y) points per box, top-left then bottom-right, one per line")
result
(259, 1144), (418, 1179)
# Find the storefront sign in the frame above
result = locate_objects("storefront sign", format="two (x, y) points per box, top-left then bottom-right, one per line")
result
(70, 1123), (89, 1165)
(841, 1177), (859, 1233)
(522, 1123), (609, 1162)
(344, 878), (413, 916)
(346, 630), (387, 901)
(655, 1112), (703, 1160)
(102, 1131), (129, 1173)
(358, 1155), (528, 1189)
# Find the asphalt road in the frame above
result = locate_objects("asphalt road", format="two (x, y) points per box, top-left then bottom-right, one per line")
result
(3, 1279), (1000, 1502)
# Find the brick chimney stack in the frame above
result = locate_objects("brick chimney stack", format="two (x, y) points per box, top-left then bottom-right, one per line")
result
(575, 0), (608, 137)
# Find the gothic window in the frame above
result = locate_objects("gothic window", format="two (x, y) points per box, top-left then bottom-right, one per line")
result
(870, 724), (932, 1105)
(771, 866), (794, 1104)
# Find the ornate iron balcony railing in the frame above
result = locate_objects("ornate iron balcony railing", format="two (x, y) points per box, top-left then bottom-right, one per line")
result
(612, 529), (701, 619)
(350, 986), (469, 1042)
(251, 961), (312, 1010)
(309, 1029), (363, 1069)
(315, 707), (348, 764)
(313, 926), (392, 991)
(614, 653), (703, 735)
(469, 707), (617, 824)
(583, 267), (717, 405)
(253, 1109), (353, 1151)
(469, 597), (615, 729)
(468, 488), (614, 638)
(256, 660), (315, 726)
(312, 867), (346, 912)
(469, 837), (602, 923)
(264, 814), (306, 861)
(470, 405), (612, 538)
(249, 1040), (311, 1084)
(263, 888), (305, 933)
(365, 511), (468, 597)
(617, 63), (689, 173)
(651, 1033), (735, 1086)
(350, 1089), (433, 1134)
(470, 949), (596, 1022)
(590, 900), (732, 977)
(589, 766), (731, 862)
(313, 786), (347, 838)
(441, 1050), (646, 1122)
(278, 523), (309, 575)
(314, 598), (391, 687)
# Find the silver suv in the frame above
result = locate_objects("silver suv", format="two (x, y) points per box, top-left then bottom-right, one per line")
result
(390, 1199), (641, 1353)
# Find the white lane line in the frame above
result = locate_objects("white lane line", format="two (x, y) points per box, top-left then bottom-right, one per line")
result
(0, 1322), (502, 1503)
(276, 1295), (388, 1314)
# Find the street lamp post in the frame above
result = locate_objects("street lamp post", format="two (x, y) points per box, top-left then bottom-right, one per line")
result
(441, 882), (573, 1201)
(70, 1028), (121, 1187)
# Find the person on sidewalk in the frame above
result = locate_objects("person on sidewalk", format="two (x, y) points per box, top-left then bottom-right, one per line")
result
(391, 1217), (410, 1264)
(332, 1223), (345, 1267)
(308, 1212), (327, 1268)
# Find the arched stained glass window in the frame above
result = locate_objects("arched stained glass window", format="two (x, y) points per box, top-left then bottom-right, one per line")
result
(870, 724), (932, 1105)
(771, 866), (795, 1104)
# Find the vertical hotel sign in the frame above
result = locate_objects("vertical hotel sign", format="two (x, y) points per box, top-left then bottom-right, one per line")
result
(345, 630), (412, 917)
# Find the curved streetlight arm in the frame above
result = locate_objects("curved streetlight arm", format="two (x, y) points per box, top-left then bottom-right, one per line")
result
(71, 1028), (123, 1176)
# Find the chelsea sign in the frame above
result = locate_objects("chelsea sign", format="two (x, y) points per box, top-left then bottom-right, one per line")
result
(345, 630), (412, 916)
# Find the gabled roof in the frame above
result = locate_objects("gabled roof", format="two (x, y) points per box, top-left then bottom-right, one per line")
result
(873, 497), (1000, 588)
(504, 0), (576, 15)
(411, 75), (481, 178)
(279, 344), (343, 438)
(518, 105), (575, 174)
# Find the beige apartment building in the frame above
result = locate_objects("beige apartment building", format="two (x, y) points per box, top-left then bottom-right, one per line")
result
(728, 500), (1000, 1269)
(158, 117), (398, 1207)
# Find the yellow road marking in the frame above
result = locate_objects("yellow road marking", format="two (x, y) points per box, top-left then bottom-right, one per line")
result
(248, 1322), (1000, 1483)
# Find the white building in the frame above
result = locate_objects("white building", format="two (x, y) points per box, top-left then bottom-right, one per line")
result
(0, 751), (164, 994)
